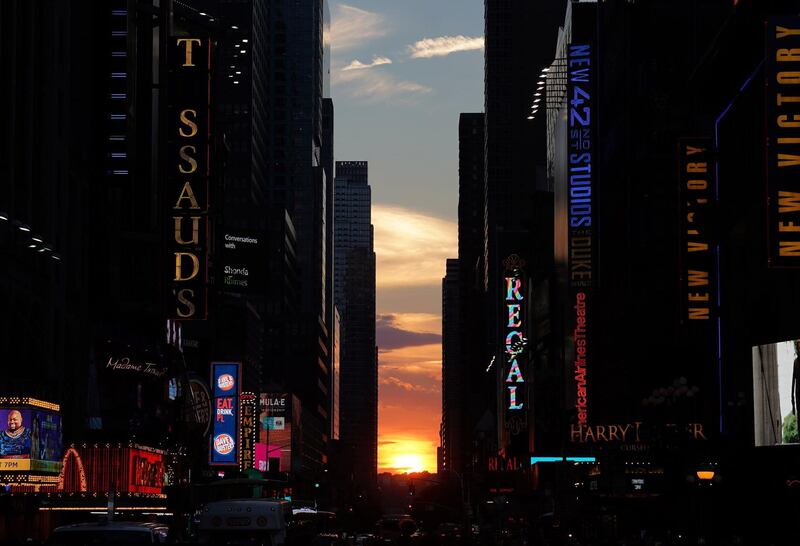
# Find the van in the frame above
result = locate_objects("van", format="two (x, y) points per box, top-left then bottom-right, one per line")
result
(196, 498), (291, 546)
(48, 521), (169, 544)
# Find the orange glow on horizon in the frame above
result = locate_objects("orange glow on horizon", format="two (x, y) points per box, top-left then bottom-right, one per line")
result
(379, 436), (438, 474)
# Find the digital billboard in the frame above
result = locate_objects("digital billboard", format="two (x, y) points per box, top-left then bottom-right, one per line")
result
(753, 340), (800, 446)
(222, 231), (263, 293)
(0, 399), (63, 480)
(210, 362), (241, 465)
(0, 408), (62, 463)
(257, 393), (293, 473)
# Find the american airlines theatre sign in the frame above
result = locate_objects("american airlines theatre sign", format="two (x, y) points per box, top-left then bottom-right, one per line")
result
(166, 37), (211, 319)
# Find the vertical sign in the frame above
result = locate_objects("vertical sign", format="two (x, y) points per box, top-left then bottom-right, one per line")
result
(166, 37), (211, 318)
(679, 139), (716, 322)
(239, 392), (257, 471)
(567, 43), (594, 426)
(502, 255), (527, 434)
(210, 362), (241, 465)
(766, 19), (800, 267)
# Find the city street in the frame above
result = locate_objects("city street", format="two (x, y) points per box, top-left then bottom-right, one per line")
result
(3, 0), (800, 544)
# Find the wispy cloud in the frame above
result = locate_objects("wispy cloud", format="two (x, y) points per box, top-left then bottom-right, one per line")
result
(373, 204), (456, 287)
(342, 56), (392, 71)
(381, 375), (438, 394)
(331, 4), (388, 52)
(377, 314), (441, 350)
(335, 68), (432, 103)
(379, 343), (441, 381)
(408, 35), (485, 59)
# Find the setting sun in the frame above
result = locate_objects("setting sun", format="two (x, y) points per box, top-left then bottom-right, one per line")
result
(392, 453), (425, 473)
(379, 436), (438, 474)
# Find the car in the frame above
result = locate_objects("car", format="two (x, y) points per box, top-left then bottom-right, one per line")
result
(48, 521), (169, 544)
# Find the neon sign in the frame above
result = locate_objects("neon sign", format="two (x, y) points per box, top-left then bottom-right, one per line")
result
(568, 43), (594, 426)
(502, 255), (526, 422)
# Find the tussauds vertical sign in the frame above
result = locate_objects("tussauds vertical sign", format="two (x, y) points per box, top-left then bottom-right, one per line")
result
(767, 19), (800, 267)
(166, 38), (210, 319)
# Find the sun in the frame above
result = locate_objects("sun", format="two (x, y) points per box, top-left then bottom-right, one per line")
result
(393, 453), (426, 474)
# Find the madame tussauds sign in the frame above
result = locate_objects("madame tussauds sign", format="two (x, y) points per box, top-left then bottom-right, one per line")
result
(165, 37), (211, 319)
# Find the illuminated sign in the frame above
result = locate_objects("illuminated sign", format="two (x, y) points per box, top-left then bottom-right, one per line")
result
(239, 393), (257, 471)
(679, 139), (716, 322)
(567, 42), (594, 426)
(502, 255), (527, 430)
(487, 455), (528, 472)
(767, 18), (800, 267)
(210, 363), (241, 465)
(57, 445), (164, 495)
(0, 404), (63, 466)
(222, 231), (263, 293)
(570, 422), (707, 443)
(166, 37), (211, 318)
(128, 448), (165, 495)
(257, 393), (293, 473)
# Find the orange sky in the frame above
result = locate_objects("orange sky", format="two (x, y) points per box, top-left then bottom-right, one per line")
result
(373, 205), (456, 474)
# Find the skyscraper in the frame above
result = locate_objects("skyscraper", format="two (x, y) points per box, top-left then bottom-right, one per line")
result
(441, 259), (461, 474)
(334, 161), (377, 485)
(483, 0), (564, 460)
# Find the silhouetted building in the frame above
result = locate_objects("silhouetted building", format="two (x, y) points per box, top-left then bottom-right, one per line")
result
(441, 259), (461, 474)
(483, 0), (564, 465)
(334, 161), (376, 485)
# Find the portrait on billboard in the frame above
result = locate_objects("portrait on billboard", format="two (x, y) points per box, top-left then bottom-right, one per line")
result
(0, 409), (33, 458)
(753, 340), (800, 446)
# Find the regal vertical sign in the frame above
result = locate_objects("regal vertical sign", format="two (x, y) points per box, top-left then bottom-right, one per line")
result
(502, 255), (527, 434)
(166, 37), (210, 318)
(567, 43), (594, 426)
(767, 19), (800, 267)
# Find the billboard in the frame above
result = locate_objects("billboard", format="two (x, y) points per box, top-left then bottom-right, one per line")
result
(210, 362), (241, 465)
(753, 340), (800, 446)
(766, 18), (800, 267)
(0, 408), (62, 464)
(166, 36), (211, 318)
(257, 393), (294, 473)
(222, 231), (263, 293)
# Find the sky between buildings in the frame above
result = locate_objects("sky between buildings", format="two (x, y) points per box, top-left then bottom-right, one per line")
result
(330, 0), (484, 473)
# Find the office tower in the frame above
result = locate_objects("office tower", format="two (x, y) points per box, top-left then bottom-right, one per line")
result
(484, 0), (564, 458)
(441, 259), (461, 474)
(334, 161), (377, 485)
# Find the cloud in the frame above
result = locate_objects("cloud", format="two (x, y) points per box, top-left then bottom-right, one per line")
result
(408, 35), (485, 59)
(334, 68), (432, 103)
(377, 314), (441, 350)
(342, 56), (392, 71)
(381, 375), (438, 394)
(331, 4), (388, 52)
(373, 204), (457, 288)
(379, 343), (441, 381)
